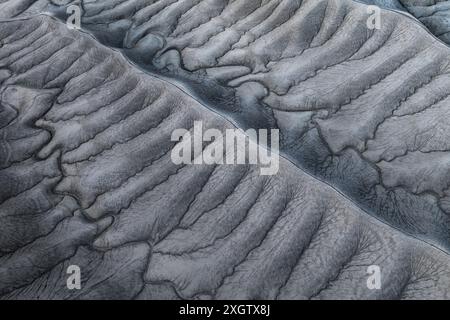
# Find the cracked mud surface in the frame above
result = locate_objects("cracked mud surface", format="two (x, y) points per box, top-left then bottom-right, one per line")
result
(0, 0), (450, 299)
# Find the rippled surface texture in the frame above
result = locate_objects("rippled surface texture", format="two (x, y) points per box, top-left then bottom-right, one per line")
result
(0, 0), (450, 299)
